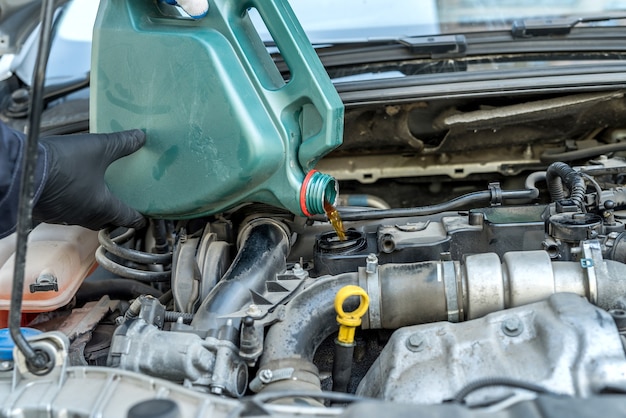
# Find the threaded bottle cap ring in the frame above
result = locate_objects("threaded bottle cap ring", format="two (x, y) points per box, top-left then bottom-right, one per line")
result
(300, 170), (338, 216)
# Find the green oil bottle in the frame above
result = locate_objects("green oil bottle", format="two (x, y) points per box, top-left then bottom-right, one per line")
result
(91, 0), (343, 218)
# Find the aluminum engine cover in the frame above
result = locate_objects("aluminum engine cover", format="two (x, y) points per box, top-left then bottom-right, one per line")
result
(356, 292), (626, 404)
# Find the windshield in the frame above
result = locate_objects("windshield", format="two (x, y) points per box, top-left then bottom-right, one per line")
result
(260, 0), (626, 43)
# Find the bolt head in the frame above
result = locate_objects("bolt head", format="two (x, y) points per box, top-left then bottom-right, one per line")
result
(502, 317), (523, 336)
(246, 304), (262, 317)
(259, 369), (273, 383)
(406, 333), (425, 352)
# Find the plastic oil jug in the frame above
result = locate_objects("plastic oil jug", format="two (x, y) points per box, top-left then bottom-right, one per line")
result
(91, 0), (344, 218)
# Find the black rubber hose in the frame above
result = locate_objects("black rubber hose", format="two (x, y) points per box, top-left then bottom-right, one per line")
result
(328, 188), (538, 222)
(98, 228), (172, 265)
(159, 289), (174, 306)
(190, 219), (290, 332)
(452, 377), (563, 404)
(75, 279), (162, 305)
(541, 142), (626, 163)
(332, 344), (354, 393)
(151, 219), (170, 254)
(545, 162), (586, 210)
(9, 0), (56, 375)
(94, 246), (171, 282)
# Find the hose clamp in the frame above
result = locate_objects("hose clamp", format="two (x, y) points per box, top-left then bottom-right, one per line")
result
(359, 256), (381, 330)
(441, 261), (461, 322)
(581, 240), (603, 305)
(488, 182), (503, 206)
(249, 367), (295, 393)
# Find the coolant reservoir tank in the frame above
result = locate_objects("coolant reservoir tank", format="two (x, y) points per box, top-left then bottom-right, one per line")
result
(91, 0), (344, 218)
(0, 224), (99, 313)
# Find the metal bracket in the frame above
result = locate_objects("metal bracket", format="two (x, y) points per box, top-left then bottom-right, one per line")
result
(249, 367), (295, 393)
(359, 255), (382, 330)
(581, 240), (604, 305)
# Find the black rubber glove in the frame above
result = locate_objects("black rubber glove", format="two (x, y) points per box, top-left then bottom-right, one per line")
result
(33, 129), (146, 231)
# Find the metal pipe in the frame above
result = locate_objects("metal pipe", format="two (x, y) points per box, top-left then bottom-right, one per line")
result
(191, 218), (291, 332)
(337, 194), (391, 209)
(258, 273), (358, 393)
(258, 248), (626, 393)
(524, 171), (546, 194)
(260, 273), (358, 366)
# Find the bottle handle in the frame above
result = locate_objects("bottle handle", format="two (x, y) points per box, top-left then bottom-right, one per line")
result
(227, 0), (344, 170)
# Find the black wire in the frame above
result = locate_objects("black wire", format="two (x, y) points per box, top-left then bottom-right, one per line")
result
(10, 0), (57, 374)
(452, 377), (564, 404)
(226, 390), (367, 417)
(250, 389), (369, 404)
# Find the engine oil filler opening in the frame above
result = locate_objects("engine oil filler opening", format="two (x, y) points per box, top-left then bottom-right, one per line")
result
(318, 230), (366, 254)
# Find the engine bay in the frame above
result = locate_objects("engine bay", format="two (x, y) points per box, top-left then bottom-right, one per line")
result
(4, 88), (626, 416)
(4, 1), (626, 412)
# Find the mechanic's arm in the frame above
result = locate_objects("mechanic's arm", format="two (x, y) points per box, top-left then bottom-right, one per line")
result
(0, 121), (146, 239)
(165, 0), (208, 18)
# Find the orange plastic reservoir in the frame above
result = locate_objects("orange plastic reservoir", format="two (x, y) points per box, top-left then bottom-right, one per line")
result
(0, 224), (99, 313)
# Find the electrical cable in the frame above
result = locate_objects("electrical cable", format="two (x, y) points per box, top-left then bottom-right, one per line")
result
(250, 389), (369, 404)
(545, 162), (586, 211)
(580, 172), (603, 208)
(452, 377), (564, 404)
(9, 0), (57, 375)
(164, 311), (193, 323)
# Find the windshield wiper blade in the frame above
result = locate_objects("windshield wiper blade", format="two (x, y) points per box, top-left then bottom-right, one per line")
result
(398, 34), (467, 58)
(512, 15), (626, 38)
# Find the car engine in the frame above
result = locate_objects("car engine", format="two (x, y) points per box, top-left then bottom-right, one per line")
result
(3, 1), (626, 416)
(4, 90), (626, 416)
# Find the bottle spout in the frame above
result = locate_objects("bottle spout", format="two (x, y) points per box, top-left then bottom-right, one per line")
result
(300, 170), (338, 217)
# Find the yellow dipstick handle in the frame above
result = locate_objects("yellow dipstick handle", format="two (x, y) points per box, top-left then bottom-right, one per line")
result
(335, 285), (370, 345)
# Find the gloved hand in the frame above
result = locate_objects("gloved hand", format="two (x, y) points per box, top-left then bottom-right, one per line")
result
(33, 130), (147, 231)
(164, 0), (209, 19)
